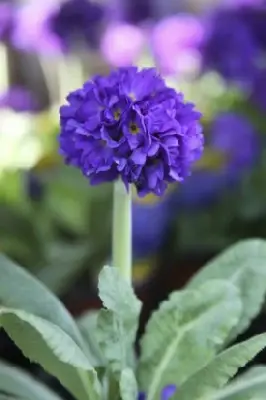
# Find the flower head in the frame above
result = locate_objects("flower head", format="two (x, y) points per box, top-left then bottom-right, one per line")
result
(59, 67), (203, 197)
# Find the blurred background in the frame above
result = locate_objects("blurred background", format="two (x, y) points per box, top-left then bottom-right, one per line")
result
(1, 0), (266, 395)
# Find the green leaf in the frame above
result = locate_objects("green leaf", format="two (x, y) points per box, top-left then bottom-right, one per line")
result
(120, 368), (138, 400)
(174, 333), (266, 400)
(97, 266), (142, 374)
(0, 359), (63, 400)
(138, 280), (242, 400)
(0, 254), (83, 346)
(0, 255), (100, 400)
(187, 239), (266, 341)
(77, 310), (105, 366)
(211, 366), (266, 400)
(0, 307), (100, 400)
(37, 241), (90, 295)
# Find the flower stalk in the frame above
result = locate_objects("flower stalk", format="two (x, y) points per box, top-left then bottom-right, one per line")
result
(112, 179), (132, 283)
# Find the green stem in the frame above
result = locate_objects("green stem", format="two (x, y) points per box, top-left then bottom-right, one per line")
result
(112, 180), (132, 283)
(107, 370), (119, 400)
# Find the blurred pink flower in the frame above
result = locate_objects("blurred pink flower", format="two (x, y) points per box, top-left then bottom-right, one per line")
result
(12, 0), (62, 55)
(100, 23), (144, 67)
(151, 14), (204, 76)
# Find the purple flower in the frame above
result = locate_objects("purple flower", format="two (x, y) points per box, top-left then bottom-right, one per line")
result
(170, 171), (224, 209)
(201, 7), (259, 87)
(151, 14), (204, 76)
(210, 112), (258, 175)
(49, 0), (105, 51)
(171, 112), (258, 209)
(236, 4), (266, 51)
(100, 23), (144, 67)
(59, 67), (203, 197)
(224, 0), (264, 6)
(12, 0), (104, 54)
(12, 0), (62, 54)
(111, 0), (153, 24)
(0, 2), (14, 41)
(0, 86), (39, 113)
(139, 384), (177, 400)
(251, 69), (266, 110)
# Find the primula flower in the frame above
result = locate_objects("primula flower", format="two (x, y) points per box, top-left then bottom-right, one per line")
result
(139, 384), (177, 400)
(111, 0), (153, 24)
(59, 67), (203, 197)
(100, 23), (144, 67)
(151, 14), (204, 76)
(171, 112), (258, 209)
(49, 0), (105, 51)
(12, 0), (61, 54)
(210, 112), (258, 176)
(0, 86), (39, 113)
(0, 2), (14, 41)
(201, 7), (258, 86)
(251, 69), (266, 110)
(12, 0), (104, 54)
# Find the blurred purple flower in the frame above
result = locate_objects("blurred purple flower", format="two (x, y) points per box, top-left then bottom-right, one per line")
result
(210, 112), (258, 175)
(236, 4), (266, 51)
(133, 197), (171, 259)
(171, 112), (258, 209)
(0, 86), (39, 113)
(12, 0), (104, 54)
(49, 0), (105, 51)
(152, 14), (204, 76)
(0, 2), (14, 41)
(100, 23), (144, 67)
(201, 7), (258, 87)
(12, 0), (62, 55)
(224, 0), (264, 6)
(111, 0), (153, 24)
(251, 69), (266, 110)
(139, 385), (177, 400)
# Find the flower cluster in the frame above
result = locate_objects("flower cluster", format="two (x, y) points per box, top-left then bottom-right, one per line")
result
(201, 7), (258, 86)
(201, 2), (266, 94)
(12, 0), (104, 54)
(59, 67), (203, 197)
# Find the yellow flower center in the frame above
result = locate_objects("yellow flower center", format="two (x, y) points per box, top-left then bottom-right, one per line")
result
(114, 109), (121, 121)
(130, 122), (139, 135)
